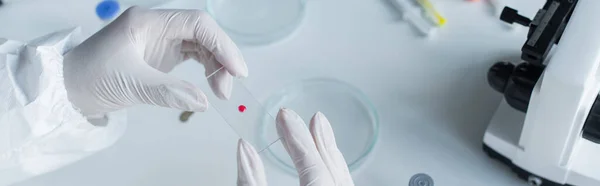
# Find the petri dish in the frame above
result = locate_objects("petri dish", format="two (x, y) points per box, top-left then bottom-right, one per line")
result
(118, 0), (172, 8)
(260, 78), (379, 173)
(206, 0), (306, 45)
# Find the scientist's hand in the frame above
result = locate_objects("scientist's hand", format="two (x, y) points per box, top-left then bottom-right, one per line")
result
(64, 7), (247, 116)
(237, 108), (355, 186)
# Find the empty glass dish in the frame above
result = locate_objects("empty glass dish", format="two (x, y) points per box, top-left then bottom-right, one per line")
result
(118, 0), (172, 8)
(206, 0), (306, 45)
(260, 78), (379, 174)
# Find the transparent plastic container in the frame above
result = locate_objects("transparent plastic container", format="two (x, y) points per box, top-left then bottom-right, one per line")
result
(260, 78), (379, 173)
(206, 0), (306, 45)
(118, 0), (172, 8)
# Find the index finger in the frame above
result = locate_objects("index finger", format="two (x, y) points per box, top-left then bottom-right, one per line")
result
(276, 108), (336, 185)
(148, 8), (248, 77)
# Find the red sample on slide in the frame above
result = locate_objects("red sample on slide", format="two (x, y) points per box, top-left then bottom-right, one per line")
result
(238, 105), (247, 113)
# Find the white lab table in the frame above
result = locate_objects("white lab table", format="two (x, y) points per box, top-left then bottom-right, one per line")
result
(0, 0), (544, 185)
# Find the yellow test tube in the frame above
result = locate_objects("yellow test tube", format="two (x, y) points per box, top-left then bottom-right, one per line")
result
(416, 0), (446, 27)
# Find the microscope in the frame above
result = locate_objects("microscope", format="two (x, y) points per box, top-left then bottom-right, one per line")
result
(483, 0), (600, 185)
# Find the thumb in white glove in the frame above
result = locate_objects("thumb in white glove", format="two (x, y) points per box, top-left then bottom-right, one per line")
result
(64, 7), (247, 116)
(237, 108), (355, 186)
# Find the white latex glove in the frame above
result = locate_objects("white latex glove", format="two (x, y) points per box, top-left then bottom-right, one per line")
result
(237, 108), (355, 186)
(64, 7), (247, 116)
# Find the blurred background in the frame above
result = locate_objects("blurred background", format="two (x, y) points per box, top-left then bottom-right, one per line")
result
(1, 0), (544, 185)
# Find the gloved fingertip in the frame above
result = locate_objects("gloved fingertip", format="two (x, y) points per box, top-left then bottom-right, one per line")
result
(237, 139), (251, 162)
(237, 139), (261, 172)
(309, 112), (323, 136)
(238, 139), (256, 154)
(187, 95), (209, 112)
(166, 84), (209, 112)
(277, 107), (296, 119)
(207, 67), (233, 100)
(239, 62), (249, 77)
(214, 81), (232, 100)
(276, 108), (300, 131)
(237, 139), (251, 178)
(275, 108), (310, 144)
(314, 112), (326, 123)
(191, 100), (209, 112)
(237, 138), (245, 150)
(312, 112), (329, 130)
(237, 139), (268, 185)
(233, 61), (249, 78)
(216, 53), (248, 78)
(215, 91), (230, 100)
(310, 111), (336, 147)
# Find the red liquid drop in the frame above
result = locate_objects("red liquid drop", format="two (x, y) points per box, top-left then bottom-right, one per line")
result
(238, 105), (247, 113)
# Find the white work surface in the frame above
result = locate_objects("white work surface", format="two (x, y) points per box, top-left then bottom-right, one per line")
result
(1, 0), (545, 185)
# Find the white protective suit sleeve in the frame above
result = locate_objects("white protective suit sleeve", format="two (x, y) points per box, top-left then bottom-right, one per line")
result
(0, 28), (127, 185)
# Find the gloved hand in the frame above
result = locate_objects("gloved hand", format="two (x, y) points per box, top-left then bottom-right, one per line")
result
(237, 108), (355, 186)
(64, 7), (247, 116)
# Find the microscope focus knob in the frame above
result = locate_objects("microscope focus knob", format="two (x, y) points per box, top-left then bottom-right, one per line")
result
(500, 7), (532, 27)
(583, 95), (600, 144)
(488, 61), (515, 93)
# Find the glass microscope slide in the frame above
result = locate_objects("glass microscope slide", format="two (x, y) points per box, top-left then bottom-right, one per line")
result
(189, 67), (281, 152)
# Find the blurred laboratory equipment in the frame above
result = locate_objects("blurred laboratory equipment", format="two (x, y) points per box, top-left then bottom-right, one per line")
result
(96, 0), (120, 23)
(391, 0), (437, 37)
(206, 0), (306, 45)
(484, 1), (600, 185)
